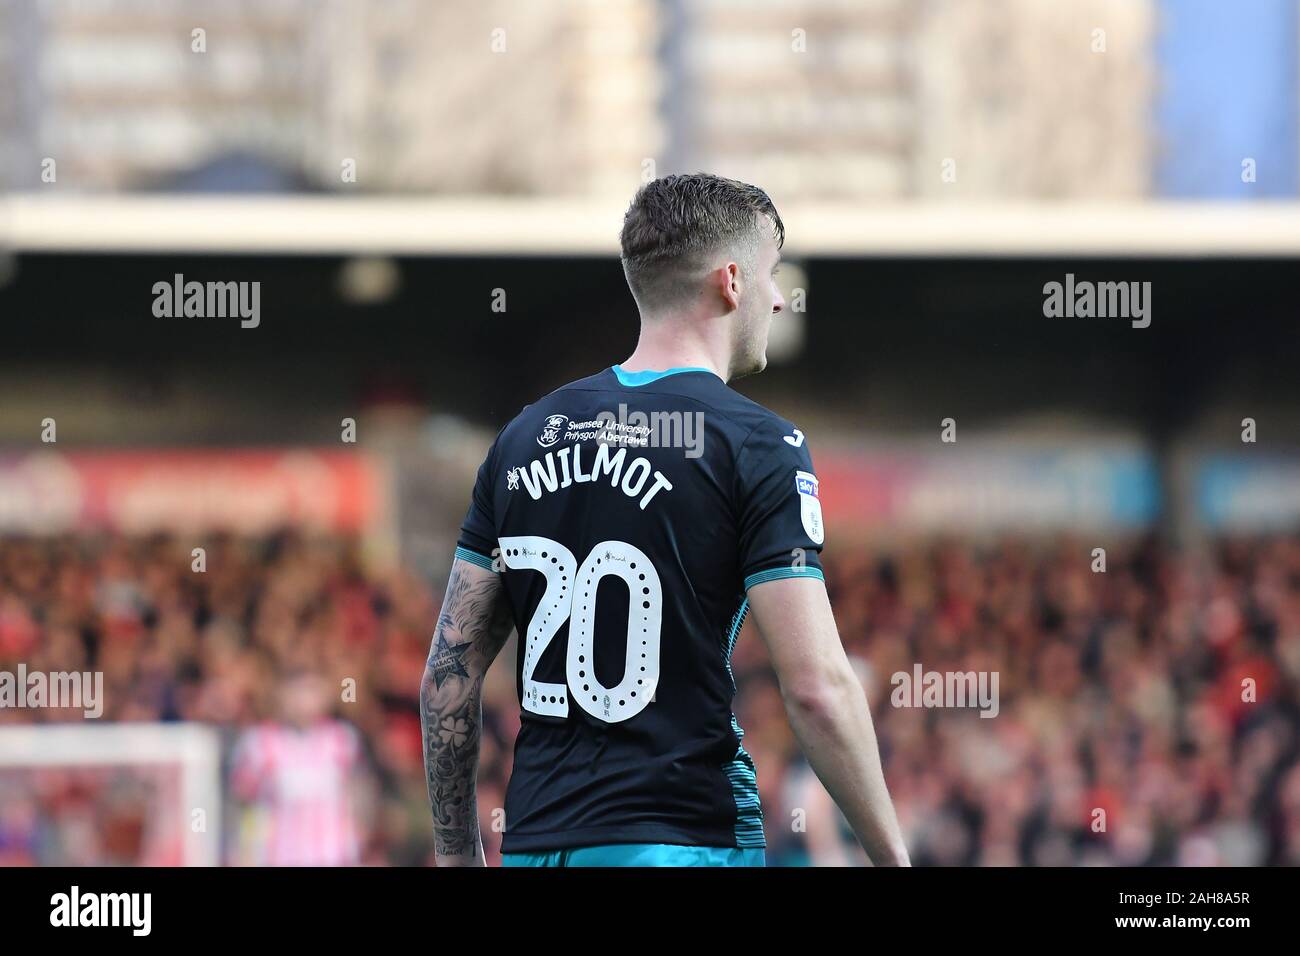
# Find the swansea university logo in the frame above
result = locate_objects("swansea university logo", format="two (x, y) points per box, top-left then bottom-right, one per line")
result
(537, 414), (569, 448)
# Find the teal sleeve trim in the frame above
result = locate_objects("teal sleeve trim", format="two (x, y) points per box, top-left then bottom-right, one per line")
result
(454, 546), (497, 572)
(611, 364), (721, 386)
(743, 565), (825, 590)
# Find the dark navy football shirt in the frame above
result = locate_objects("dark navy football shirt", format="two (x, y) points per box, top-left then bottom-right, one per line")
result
(455, 365), (825, 852)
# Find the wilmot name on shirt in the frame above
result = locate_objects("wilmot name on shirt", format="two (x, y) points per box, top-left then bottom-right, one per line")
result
(508, 443), (673, 511)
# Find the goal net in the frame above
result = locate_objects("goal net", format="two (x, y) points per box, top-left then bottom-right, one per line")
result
(0, 723), (222, 866)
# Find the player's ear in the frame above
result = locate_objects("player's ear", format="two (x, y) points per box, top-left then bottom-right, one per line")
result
(715, 261), (742, 311)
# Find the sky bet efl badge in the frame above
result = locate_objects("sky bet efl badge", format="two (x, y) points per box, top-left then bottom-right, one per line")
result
(795, 470), (824, 545)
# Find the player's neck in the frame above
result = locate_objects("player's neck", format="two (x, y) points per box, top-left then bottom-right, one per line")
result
(621, 322), (731, 382)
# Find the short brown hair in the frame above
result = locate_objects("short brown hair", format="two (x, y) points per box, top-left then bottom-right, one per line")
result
(619, 173), (784, 311)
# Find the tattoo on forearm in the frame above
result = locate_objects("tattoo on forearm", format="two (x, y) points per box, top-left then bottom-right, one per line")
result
(420, 562), (513, 859)
(428, 631), (472, 690)
(424, 675), (483, 856)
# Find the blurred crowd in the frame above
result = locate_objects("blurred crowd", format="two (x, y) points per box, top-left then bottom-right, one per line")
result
(0, 530), (1297, 866)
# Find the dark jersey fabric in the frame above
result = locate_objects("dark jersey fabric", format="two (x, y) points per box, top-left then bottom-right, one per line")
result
(456, 365), (825, 852)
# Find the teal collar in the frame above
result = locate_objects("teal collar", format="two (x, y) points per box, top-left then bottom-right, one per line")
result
(611, 364), (720, 387)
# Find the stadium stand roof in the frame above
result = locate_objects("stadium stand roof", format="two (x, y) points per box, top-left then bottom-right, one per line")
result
(4, 196), (1300, 256)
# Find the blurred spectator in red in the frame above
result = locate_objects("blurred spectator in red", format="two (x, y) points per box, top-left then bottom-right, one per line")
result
(229, 670), (367, 866)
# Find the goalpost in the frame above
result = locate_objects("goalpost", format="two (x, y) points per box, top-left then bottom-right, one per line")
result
(0, 722), (223, 866)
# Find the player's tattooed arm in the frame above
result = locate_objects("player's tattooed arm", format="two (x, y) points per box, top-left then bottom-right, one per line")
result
(420, 557), (513, 866)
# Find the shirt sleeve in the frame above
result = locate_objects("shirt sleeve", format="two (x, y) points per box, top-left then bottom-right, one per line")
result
(734, 419), (826, 590)
(455, 435), (501, 571)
